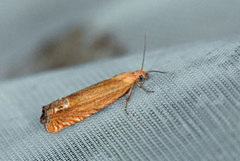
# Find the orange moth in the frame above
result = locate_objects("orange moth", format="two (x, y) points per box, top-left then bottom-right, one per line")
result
(40, 36), (166, 133)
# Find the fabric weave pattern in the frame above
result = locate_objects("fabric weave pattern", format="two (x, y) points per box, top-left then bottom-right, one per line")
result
(0, 38), (240, 161)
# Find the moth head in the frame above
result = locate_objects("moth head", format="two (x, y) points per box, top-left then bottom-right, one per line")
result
(132, 36), (165, 85)
(133, 70), (149, 84)
(40, 98), (69, 124)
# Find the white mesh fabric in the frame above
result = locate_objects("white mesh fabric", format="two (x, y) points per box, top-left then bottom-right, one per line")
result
(1, 37), (240, 160)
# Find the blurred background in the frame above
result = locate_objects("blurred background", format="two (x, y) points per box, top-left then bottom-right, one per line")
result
(1, 0), (240, 81)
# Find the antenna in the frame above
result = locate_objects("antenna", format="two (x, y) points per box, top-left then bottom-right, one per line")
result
(147, 70), (166, 73)
(141, 35), (146, 71)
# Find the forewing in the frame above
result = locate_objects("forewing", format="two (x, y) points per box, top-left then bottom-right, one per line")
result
(42, 73), (134, 133)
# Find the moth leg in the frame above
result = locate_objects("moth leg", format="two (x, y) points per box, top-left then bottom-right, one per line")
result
(137, 83), (154, 93)
(124, 84), (135, 115)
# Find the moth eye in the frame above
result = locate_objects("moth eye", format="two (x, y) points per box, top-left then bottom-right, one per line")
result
(139, 75), (144, 82)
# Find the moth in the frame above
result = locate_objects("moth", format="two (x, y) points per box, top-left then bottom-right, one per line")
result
(40, 36), (166, 133)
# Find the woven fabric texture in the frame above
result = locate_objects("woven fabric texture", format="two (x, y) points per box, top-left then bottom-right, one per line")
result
(1, 38), (240, 161)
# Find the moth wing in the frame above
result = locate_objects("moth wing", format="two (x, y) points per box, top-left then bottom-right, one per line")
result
(43, 72), (135, 133)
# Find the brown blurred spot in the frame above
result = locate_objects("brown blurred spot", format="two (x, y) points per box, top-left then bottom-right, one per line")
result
(35, 27), (126, 71)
